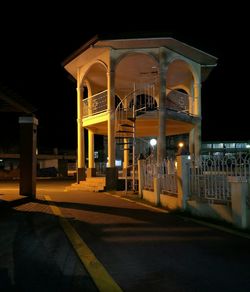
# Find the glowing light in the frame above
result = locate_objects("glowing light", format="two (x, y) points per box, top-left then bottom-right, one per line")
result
(178, 142), (184, 148)
(246, 144), (250, 149)
(150, 138), (157, 147)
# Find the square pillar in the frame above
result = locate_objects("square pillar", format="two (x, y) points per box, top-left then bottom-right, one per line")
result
(87, 129), (96, 177)
(106, 167), (118, 190)
(228, 176), (248, 229)
(77, 85), (85, 183)
(157, 47), (168, 165)
(176, 155), (190, 210)
(19, 116), (38, 198)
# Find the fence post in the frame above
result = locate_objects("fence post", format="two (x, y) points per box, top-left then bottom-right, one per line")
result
(176, 155), (190, 210)
(228, 176), (248, 229)
(154, 176), (160, 205)
(138, 157), (145, 198)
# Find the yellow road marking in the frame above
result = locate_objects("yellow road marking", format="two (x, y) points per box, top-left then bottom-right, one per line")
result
(44, 195), (122, 292)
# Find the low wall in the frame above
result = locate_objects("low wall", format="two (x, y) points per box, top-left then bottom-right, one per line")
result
(187, 200), (233, 223)
(142, 189), (179, 209)
(143, 189), (157, 205)
(160, 194), (179, 210)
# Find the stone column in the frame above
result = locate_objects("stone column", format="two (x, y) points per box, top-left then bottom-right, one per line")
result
(157, 47), (168, 165)
(137, 156), (145, 198)
(123, 138), (129, 175)
(107, 69), (115, 168)
(193, 82), (201, 156)
(77, 86), (85, 182)
(228, 176), (248, 229)
(19, 116), (38, 198)
(106, 57), (118, 190)
(189, 128), (195, 156)
(87, 129), (96, 177)
(176, 155), (190, 210)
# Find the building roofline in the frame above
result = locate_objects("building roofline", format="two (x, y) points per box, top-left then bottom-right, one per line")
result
(61, 35), (99, 67)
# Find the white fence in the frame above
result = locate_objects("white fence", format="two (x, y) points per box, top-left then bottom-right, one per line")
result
(143, 155), (178, 195)
(189, 154), (250, 205)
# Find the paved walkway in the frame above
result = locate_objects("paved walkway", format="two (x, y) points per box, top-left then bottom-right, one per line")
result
(1, 180), (250, 291)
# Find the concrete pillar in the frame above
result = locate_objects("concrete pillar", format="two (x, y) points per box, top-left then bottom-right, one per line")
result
(157, 47), (168, 165)
(87, 129), (96, 177)
(106, 58), (117, 190)
(107, 70), (115, 168)
(138, 158), (145, 198)
(76, 86), (85, 182)
(228, 176), (248, 229)
(193, 82), (201, 156)
(123, 138), (129, 175)
(176, 155), (190, 210)
(19, 116), (38, 198)
(189, 128), (195, 156)
(153, 177), (161, 205)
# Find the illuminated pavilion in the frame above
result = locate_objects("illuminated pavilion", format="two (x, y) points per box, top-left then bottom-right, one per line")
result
(63, 35), (217, 190)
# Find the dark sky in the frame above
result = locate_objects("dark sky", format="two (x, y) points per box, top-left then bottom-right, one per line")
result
(0, 4), (249, 151)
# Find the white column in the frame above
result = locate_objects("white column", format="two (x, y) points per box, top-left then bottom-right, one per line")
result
(157, 47), (168, 165)
(228, 176), (248, 229)
(88, 130), (94, 168)
(189, 128), (195, 156)
(77, 86), (85, 181)
(123, 138), (129, 169)
(107, 70), (115, 167)
(176, 155), (190, 210)
(193, 82), (201, 156)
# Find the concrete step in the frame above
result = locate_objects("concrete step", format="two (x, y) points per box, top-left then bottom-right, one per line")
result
(65, 179), (106, 192)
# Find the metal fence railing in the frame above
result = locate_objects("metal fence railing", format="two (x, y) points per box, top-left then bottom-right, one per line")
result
(189, 154), (250, 205)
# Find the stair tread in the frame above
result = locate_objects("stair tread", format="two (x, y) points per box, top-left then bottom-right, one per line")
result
(117, 142), (133, 145)
(120, 124), (134, 128)
(117, 130), (134, 133)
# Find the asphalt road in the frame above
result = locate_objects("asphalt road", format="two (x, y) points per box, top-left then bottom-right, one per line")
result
(1, 180), (250, 291)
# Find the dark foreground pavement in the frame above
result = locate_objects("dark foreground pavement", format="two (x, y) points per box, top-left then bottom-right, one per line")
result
(0, 181), (97, 292)
(1, 180), (250, 291)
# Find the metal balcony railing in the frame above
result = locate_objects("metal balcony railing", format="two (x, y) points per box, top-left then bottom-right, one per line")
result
(82, 90), (107, 117)
(166, 88), (191, 114)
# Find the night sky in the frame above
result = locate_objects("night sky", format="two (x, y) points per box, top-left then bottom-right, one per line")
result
(0, 5), (248, 151)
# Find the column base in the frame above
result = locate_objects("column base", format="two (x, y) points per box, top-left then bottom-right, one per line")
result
(19, 188), (36, 198)
(105, 167), (118, 190)
(77, 168), (86, 183)
(86, 168), (96, 178)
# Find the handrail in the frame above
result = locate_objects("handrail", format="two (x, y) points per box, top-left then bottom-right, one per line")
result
(82, 90), (108, 117)
(84, 89), (107, 102)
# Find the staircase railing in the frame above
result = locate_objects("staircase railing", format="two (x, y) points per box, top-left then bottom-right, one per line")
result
(115, 83), (157, 192)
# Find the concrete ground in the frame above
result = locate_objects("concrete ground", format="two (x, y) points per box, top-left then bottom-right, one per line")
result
(1, 180), (250, 291)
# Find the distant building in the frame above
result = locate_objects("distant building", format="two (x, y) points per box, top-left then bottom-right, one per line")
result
(201, 141), (250, 155)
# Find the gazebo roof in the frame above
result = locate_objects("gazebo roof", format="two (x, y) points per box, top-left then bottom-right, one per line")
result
(63, 34), (217, 82)
(63, 34), (217, 67)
